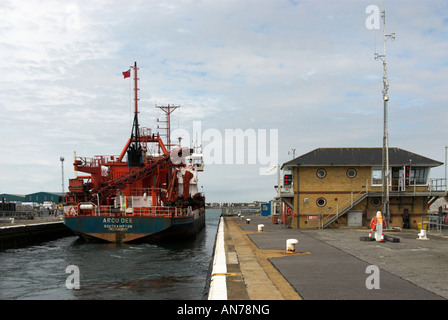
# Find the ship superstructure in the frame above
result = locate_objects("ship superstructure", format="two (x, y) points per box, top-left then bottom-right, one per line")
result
(64, 62), (205, 243)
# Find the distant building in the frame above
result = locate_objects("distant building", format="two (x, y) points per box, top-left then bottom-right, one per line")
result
(1, 192), (65, 204)
(0, 194), (26, 202)
(280, 147), (445, 229)
(25, 192), (65, 204)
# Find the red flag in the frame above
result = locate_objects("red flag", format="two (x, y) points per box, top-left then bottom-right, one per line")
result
(122, 69), (131, 79)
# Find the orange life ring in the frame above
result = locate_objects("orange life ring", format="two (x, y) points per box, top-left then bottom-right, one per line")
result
(65, 206), (76, 216)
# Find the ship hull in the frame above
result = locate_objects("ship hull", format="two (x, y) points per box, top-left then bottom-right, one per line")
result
(64, 209), (205, 243)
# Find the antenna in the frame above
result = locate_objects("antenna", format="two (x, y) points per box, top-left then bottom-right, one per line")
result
(374, 1), (395, 229)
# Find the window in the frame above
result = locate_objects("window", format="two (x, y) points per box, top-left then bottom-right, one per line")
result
(371, 198), (381, 207)
(316, 168), (327, 179)
(371, 168), (382, 185)
(316, 198), (326, 207)
(346, 168), (357, 178)
(410, 167), (429, 185)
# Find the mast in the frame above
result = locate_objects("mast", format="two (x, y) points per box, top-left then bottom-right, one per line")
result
(156, 104), (180, 151)
(134, 61), (139, 114)
(374, 1), (395, 228)
(127, 61), (144, 167)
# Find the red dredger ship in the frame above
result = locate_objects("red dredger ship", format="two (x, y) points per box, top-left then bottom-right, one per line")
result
(63, 62), (205, 243)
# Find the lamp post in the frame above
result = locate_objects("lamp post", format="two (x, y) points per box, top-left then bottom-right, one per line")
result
(60, 157), (65, 194)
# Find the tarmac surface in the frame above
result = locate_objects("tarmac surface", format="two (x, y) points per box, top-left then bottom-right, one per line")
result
(222, 215), (448, 300)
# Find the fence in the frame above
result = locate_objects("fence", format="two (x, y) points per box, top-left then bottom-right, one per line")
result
(420, 215), (448, 235)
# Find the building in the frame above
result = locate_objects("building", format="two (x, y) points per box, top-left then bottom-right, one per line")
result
(1, 192), (65, 204)
(0, 194), (26, 202)
(25, 192), (65, 204)
(280, 147), (446, 229)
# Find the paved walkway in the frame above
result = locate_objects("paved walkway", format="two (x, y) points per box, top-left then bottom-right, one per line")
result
(224, 216), (300, 300)
(222, 215), (446, 300)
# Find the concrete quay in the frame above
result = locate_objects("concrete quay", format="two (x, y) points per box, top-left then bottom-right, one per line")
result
(209, 215), (447, 300)
(0, 219), (73, 249)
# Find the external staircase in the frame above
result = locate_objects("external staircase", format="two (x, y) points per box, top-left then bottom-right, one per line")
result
(321, 181), (369, 229)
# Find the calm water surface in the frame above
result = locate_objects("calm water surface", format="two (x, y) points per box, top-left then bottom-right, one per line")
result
(0, 209), (221, 300)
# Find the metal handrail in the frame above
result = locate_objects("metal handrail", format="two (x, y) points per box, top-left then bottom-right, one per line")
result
(64, 203), (186, 218)
(429, 178), (447, 192)
(420, 215), (448, 235)
(321, 180), (369, 228)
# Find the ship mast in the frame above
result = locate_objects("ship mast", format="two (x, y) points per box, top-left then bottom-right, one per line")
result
(127, 61), (144, 167)
(156, 104), (180, 151)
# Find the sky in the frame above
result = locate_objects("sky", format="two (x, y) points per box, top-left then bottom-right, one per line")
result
(1, 0), (448, 203)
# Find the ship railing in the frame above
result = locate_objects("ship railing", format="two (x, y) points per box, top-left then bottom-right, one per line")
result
(127, 188), (159, 197)
(133, 206), (190, 217)
(75, 155), (121, 168)
(94, 155), (122, 164)
(75, 157), (96, 168)
(65, 203), (190, 218)
(139, 127), (152, 137)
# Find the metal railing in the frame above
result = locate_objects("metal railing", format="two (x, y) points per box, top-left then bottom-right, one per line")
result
(420, 215), (448, 235)
(64, 203), (188, 218)
(133, 206), (183, 217)
(321, 180), (369, 229)
(75, 155), (121, 168)
(429, 178), (447, 192)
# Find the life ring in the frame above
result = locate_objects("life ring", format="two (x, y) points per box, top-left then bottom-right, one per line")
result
(65, 206), (77, 216)
(370, 216), (385, 230)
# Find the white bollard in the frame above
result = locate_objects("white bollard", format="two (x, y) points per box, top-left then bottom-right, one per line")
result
(258, 224), (264, 232)
(286, 239), (299, 252)
(417, 229), (428, 240)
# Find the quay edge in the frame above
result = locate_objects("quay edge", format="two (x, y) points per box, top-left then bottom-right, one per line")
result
(0, 221), (74, 250)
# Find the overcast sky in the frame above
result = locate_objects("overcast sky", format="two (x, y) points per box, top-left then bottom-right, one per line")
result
(1, 0), (448, 203)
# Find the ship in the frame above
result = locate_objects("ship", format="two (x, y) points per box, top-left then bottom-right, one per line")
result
(63, 62), (205, 243)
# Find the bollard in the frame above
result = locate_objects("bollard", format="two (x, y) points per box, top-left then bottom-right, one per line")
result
(240, 215), (244, 220)
(417, 229), (428, 240)
(258, 224), (264, 232)
(286, 239), (299, 252)
(246, 219), (250, 224)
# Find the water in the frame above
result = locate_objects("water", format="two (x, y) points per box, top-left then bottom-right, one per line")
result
(0, 209), (221, 300)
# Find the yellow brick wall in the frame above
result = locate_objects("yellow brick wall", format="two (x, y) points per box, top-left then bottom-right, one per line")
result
(291, 166), (430, 229)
